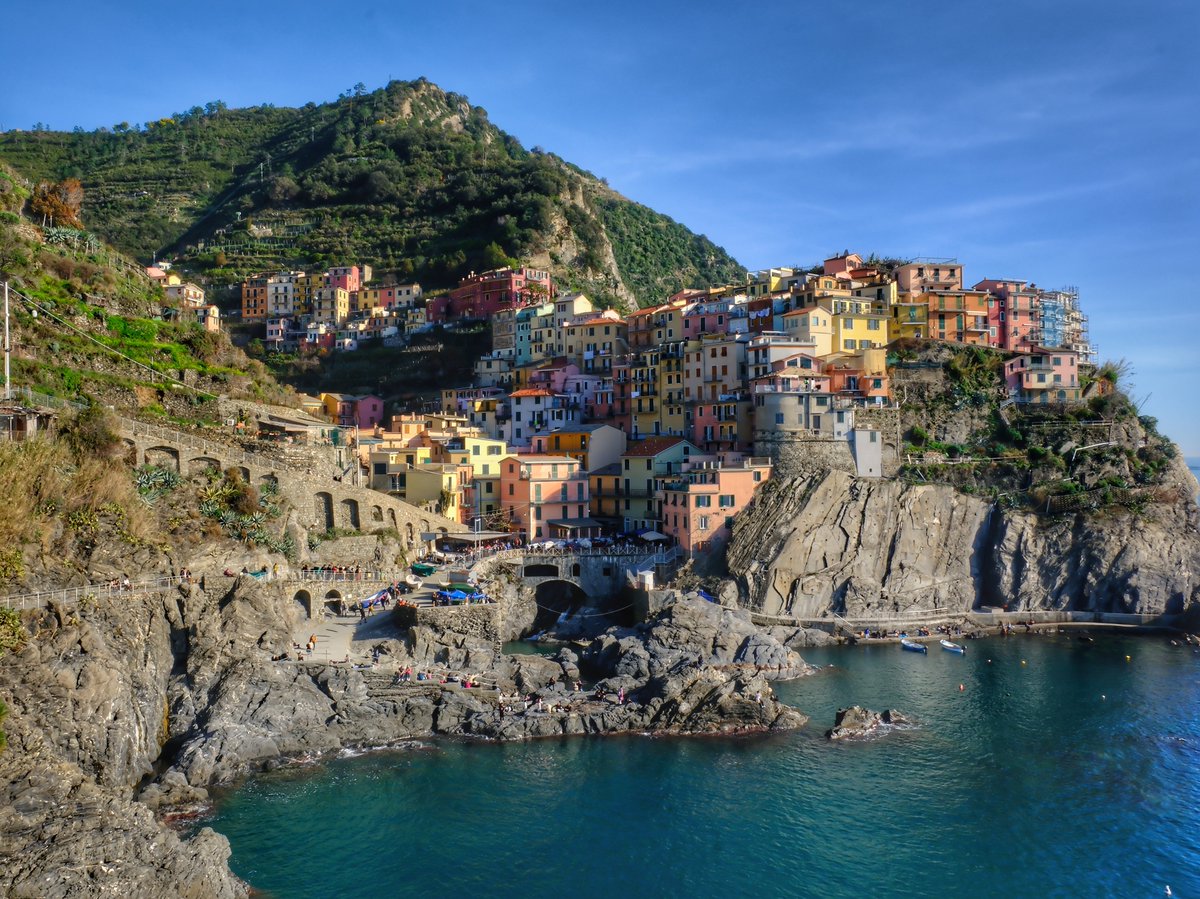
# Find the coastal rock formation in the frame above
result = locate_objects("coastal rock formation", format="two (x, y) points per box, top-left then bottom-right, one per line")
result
(825, 706), (912, 740)
(0, 579), (812, 899)
(0, 596), (249, 898)
(581, 596), (812, 680)
(727, 455), (1200, 619)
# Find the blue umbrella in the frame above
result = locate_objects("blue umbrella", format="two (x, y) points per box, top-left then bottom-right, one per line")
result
(448, 590), (468, 600)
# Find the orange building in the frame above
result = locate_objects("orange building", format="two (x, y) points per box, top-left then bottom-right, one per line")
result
(657, 457), (772, 556)
(499, 455), (597, 542)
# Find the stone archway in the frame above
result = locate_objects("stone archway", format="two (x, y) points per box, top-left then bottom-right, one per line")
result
(236, 466), (251, 483)
(323, 588), (344, 616)
(340, 498), (360, 529)
(293, 589), (312, 619)
(388, 509), (398, 530)
(188, 456), (221, 476)
(315, 492), (334, 530)
(405, 522), (415, 545)
(259, 474), (278, 490)
(530, 579), (588, 632)
(523, 563), (559, 578)
(121, 438), (137, 466)
(371, 504), (384, 524)
(144, 446), (180, 471)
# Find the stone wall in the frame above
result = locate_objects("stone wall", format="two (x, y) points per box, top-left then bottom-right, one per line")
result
(755, 430), (856, 478)
(120, 418), (465, 562)
(393, 603), (499, 642)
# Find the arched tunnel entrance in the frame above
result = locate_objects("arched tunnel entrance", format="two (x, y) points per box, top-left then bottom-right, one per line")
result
(293, 589), (312, 619)
(529, 581), (637, 633)
(531, 580), (588, 632)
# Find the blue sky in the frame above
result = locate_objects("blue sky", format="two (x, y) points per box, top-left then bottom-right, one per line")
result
(3, 0), (1198, 454)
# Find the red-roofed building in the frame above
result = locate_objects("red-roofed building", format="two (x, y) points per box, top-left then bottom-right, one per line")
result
(618, 437), (699, 532)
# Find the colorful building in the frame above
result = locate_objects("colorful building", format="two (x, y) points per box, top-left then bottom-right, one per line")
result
(657, 456), (772, 556)
(499, 455), (596, 541)
(1003, 349), (1082, 404)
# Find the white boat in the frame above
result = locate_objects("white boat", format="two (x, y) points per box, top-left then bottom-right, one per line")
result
(940, 639), (965, 654)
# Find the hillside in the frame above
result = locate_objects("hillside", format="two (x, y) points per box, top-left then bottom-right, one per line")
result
(0, 162), (296, 423)
(0, 80), (746, 307)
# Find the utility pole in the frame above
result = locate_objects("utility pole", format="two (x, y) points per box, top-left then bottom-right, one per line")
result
(3, 281), (10, 400)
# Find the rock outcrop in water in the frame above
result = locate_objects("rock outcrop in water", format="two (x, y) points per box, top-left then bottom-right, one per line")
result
(726, 454), (1200, 619)
(825, 706), (912, 740)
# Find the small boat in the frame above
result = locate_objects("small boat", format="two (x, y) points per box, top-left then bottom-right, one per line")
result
(940, 639), (965, 654)
(404, 574), (423, 587)
(901, 639), (927, 654)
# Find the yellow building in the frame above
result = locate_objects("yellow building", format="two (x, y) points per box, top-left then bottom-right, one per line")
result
(630, 351), (662, 438)
(891, 295), (928, 340)
(312, 286), (349, 324)
(456, 435), (508, 479)
(832, 309), (891, 354)
(657, 344), (687, 437)
(779, 308), (835, 357)
(530, 308), (556, 363)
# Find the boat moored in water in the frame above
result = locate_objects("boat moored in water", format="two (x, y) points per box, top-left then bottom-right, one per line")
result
(901, 639), (927, 654)
(940, 639), (965, 654)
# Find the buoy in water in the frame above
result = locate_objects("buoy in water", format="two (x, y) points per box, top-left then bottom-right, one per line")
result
(1125, 655), (1131, 662)
(958, 683), (965, 692)
(1021, 660), (1027, 666)
(1101, 694), (1106, 701)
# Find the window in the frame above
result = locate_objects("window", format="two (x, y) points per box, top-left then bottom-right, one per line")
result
(719, 494), (735, 508)
(697, 515), (709, 531)
(507, 483), (514, 496)
(844, 340), (854, 350)
(695, 495), (711, 508)
(775, 412), (784, 424)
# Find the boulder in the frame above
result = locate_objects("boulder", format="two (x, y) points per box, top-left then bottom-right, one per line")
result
(825, 706), (912, 740)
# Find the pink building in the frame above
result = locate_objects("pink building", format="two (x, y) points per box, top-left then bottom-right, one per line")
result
(683, 299), (735, 339)
(1003, 349), (1082, 404)
(327, 266), (365, 294)
(657, 457), (772, 556)
(328, 394), (385, 429)
(823, 358), (891, 404)
(896, 260), (963, 296)
(433, 267), (553, 323)
(690, 399), (753, 454)
(500, 454), (596, 541)
(973, 278), (1040, 352)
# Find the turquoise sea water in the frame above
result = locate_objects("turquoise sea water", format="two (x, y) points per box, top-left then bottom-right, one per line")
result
(206, 633), (1200, 898)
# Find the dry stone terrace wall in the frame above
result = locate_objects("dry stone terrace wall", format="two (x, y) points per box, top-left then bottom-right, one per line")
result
(119, 418), (464, 552)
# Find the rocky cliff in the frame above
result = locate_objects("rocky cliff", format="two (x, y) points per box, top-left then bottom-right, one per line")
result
(0, 568), (810, 897)
(726, 454), (1200, 619)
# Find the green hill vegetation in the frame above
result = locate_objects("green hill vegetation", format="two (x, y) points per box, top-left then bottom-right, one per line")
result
(0, 162), (294, 423)
(0, 80), (745, 307)
(891, 341), (1180, 516)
